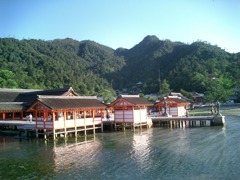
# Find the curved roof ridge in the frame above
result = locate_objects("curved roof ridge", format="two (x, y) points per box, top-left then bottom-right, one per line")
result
(120, 95), (139, 98)
(38, 95), (97, 99)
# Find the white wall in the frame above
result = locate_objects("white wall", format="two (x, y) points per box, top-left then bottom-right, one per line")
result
(134, 109), (147, 123)
(114, 109), (148, 123)
(114, 110), (133, 123)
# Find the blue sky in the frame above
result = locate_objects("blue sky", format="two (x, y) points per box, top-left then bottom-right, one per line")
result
(0, 0), (239, 53)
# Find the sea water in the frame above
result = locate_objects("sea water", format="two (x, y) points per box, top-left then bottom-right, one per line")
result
(0, 114), (240, 180)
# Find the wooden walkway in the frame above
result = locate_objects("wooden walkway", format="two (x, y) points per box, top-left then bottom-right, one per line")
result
(0, 120), (35, 129)
(0, 115), (224, 138)
(0, 120), (36, 137)
(151, 116), (215, 128)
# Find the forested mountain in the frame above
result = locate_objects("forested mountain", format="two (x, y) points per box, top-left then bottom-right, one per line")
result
(0, 36), (240, 102)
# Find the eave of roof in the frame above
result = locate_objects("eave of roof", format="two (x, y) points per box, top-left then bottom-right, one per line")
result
(155, 97), (190, 105)
(0, 102), (28, 111)
(122, 97), (152, 106)
(110, 95), (152, 107)
(35, 96), (106, 110)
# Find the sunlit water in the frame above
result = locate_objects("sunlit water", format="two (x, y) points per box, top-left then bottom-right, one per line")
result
(1, 113), (240, 180)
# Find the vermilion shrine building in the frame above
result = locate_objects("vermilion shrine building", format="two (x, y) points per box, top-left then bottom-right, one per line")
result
(29, 95), (106, 138)
(109, 95), (153, 130)
(0, 87), (107, 138)
(154, 96), (190, 117)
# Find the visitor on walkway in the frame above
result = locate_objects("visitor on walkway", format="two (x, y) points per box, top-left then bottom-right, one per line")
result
(29, 113), (32, 123)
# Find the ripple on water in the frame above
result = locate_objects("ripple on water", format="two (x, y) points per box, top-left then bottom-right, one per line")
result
(2, 115), (240, 179)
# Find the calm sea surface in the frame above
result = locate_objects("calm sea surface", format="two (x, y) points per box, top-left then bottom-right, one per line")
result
(1, 112), (240, 180)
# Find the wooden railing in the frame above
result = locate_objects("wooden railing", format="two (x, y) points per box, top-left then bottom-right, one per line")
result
(36, 117), (102, 129)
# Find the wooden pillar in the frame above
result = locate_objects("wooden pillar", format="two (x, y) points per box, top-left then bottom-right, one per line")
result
(74, 111), (77, 137)
(52, 112), (55, 121)
(101, 109), (104, 133)
(84, 111), (87, 136)
(44, 129), (47, 139)
(114, 109), (117, 130)
(93, 110), (95, 135)
(64, 111), (67, 138)
(123, 108), (125, 131)
(139, 107), (142, 130)
(36, 129), (38, 138)
(52, 112), (56, 140)
(53, 129), (56, 140)
(20, 111), (23, 120)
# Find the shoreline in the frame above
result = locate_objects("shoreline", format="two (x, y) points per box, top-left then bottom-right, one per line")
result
(190, 104), (240, 115)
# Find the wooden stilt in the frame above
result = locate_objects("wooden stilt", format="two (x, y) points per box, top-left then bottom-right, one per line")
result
(84, 125), (87, 136)
(44, 129), (47, 139)
(101, 123), (103, 133)
(36, 129), (38, 138)
(53, 129), (56, 140)
(93, 124), (95, 135)
(64, 128), (67, 138)
(75, 129), (77, 138)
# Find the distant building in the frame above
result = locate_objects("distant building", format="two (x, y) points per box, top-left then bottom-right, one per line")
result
(227, 86), (240, 103)
(154, 96), (191, 117)
(191, 92), (204, 103)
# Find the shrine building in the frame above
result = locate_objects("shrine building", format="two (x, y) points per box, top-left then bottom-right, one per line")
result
(0, 87), (107, 138)
(109, 95), (153, 130)
(154, 96), (191, 117)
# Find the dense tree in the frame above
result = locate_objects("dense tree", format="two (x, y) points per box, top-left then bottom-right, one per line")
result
(160, 79), (171, 95)
(0, 36), (239, 103)
(204, 77), (233, 103)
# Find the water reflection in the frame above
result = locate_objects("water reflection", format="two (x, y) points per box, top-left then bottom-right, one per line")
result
(52, 136), (102, 174)
(130, 129), (153, 172)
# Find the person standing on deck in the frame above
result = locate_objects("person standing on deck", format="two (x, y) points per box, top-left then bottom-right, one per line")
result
(29, 113), (32, 123)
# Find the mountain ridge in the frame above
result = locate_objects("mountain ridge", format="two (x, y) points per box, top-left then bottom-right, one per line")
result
(0, 35), (239, 102)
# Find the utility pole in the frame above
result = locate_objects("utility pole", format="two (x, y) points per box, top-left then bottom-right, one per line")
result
(158, 68), (161, 95)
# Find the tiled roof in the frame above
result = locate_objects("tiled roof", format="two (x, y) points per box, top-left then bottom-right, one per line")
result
(0, 88), (38, 102)
(110, 95), (152, 107)
(0, 102), (28, 111)
(155, 97), (190, 106)
(36, 96), (106, 110)
(0, 87), (77, 105)
(122, 97), (152, 106)
(168, 98), (189, 103)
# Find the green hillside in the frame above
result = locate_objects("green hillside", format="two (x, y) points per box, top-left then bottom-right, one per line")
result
(0, 36), (240, 103)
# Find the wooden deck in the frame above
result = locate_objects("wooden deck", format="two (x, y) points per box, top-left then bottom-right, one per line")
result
(0, 115), (224, 138)
(0, 120), (103, 139)
(0, 120), (35, 129)
(151, 115), (216, 128)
